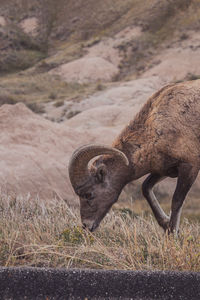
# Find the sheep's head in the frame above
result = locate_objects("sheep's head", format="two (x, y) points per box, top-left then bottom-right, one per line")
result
(68, 144), (130, 232)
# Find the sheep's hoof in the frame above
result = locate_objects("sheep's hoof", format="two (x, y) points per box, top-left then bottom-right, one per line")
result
(160, 218), (170, 232)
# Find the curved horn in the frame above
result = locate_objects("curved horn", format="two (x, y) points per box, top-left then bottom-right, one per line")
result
(68, 144), (129, 191)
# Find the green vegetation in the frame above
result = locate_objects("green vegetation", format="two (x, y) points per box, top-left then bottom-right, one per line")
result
(0, 50), (46, 74)
(0, 73), (98, 109)
(0, 194), (199, 270)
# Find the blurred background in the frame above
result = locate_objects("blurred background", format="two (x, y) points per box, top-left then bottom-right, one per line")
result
(0, 0), (200, 222)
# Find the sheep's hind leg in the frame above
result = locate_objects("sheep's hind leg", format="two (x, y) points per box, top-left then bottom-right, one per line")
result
(169, 163), (198, 234)
(142, 174), (169, 231)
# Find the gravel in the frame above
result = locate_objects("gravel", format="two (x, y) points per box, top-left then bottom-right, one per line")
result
(0, 267), (200, 299)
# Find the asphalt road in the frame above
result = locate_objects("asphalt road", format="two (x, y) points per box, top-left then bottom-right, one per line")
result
(0, 267), (200, 299)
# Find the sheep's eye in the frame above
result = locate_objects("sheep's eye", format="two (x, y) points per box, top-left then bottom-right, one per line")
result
(84, 193), (93, 200)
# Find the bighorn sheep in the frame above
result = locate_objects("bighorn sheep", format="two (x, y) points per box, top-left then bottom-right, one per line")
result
(69, 80), (200, 234)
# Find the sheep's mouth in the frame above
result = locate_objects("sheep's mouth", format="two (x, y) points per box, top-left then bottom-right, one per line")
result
(82, 220), (99, 232)
(89, 221), (99, 232)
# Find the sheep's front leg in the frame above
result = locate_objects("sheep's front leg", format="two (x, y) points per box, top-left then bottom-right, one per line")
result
(142, 174), (169, 230)
(169, 163), (198, 234)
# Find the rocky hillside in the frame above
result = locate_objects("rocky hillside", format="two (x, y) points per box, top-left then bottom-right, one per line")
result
(1, 0), (200, 208)
(1, 1), (200, 107)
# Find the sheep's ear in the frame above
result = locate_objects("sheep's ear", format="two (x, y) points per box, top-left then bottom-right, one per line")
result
(95, 165), (107, 183)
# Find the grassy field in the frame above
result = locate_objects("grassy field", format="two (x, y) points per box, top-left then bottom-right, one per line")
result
(0, 71), (102, 115)
(0, 193), (199, 271)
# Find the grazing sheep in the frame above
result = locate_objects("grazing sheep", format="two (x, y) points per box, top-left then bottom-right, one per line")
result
(69, 80), (200, 234)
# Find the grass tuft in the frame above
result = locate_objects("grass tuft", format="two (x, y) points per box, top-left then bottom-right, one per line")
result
(0, 193), (199, 270)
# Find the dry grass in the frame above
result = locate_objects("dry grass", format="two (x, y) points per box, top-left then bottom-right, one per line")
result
(0, 193), (199, 271)
(0, 72), (97, 106)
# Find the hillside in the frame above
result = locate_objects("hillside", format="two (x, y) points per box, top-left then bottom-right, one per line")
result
(0, 0), (200, 209)
(1, 0), (200, 110)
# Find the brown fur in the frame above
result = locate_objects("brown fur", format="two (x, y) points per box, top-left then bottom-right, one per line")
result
(70, 80), (200, 233)
(114, 80), (200, 177)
